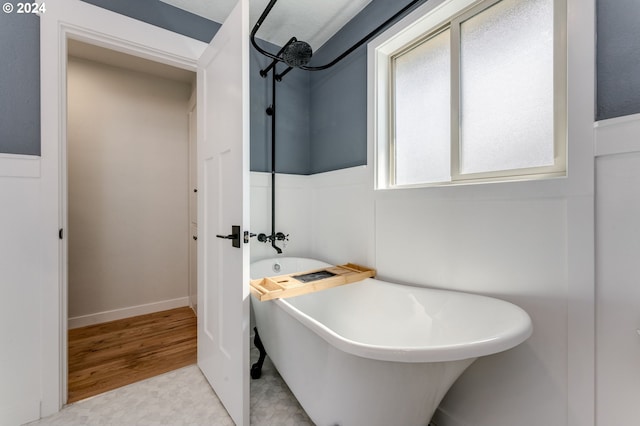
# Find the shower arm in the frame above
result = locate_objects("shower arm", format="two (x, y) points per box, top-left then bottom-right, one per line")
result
(250, 0), (423, 74)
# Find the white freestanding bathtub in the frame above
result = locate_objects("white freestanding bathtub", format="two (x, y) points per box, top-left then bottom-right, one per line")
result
(250, 257), (532, 426)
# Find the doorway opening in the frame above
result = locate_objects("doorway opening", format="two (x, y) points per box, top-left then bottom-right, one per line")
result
(65, 39), (198, 402)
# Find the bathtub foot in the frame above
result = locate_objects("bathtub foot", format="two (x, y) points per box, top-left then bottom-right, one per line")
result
(251, 327), (267, 379)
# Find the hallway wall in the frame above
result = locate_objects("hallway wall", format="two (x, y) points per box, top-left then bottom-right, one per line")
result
(67, 57), (192, 325)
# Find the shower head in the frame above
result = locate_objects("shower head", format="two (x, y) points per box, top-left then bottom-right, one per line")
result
(281, 40), (313, 68)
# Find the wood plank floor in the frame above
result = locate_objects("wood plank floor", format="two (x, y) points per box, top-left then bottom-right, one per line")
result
(68, 306), (197, 403)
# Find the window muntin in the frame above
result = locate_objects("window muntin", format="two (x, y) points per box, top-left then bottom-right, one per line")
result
(385, 0), (564, 188)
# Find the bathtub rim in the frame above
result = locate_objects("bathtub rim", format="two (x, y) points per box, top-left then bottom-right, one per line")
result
(251, 257), (533, 363)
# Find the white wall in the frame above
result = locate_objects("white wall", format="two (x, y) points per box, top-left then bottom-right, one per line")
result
(66, 57), (192, 326)
(308, 166), (374, 266)
(249, 167), (373, 265)
(0, 157), (42, 424)
(594, 113), (640, 425)
(275, 165), (583, 426)
(249, 155), (594, 426)
(250, 172), (313, 262)
(393, 189), (571, 426)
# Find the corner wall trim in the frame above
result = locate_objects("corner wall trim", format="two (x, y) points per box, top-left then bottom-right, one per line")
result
(68, 297), (190, 329)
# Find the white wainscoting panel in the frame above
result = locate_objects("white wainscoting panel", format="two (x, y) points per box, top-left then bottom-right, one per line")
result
(250, 172), (313, 262)
(308, 166), (374, 267)
(0, 173), (42, 425)
(595, 113), (640, 425)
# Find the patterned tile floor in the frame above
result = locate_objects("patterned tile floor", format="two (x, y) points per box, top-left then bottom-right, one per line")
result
(26, 343), (313, 425)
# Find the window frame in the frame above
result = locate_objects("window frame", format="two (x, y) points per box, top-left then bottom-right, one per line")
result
(375, 0), (567, 189)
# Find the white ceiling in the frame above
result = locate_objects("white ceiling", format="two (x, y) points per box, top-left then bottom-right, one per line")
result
(159, 0), (373, 50)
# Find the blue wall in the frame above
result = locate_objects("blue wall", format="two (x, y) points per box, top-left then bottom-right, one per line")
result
(308, 0), (425, 173)
(250, 44), (311, 174)
(2, 0), (639, 171)
(0, 9), (40, 155)
(596, 0), (640, 120)
(0, 0), (217, 156)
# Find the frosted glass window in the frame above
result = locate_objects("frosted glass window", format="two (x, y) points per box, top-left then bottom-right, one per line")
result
(377, 0), (564, 188)
(459, 0), (554, 175)
(393, 29), (451, 185)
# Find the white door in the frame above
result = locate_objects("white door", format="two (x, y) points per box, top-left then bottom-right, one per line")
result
(188, 96), (198, 312)
(196, 0), (250, 425)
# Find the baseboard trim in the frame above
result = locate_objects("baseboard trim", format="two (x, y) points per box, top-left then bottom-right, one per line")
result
(68, 297), (190, 329)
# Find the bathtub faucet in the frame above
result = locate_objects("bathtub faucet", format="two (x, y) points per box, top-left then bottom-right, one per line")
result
(257, 232), (289, 254)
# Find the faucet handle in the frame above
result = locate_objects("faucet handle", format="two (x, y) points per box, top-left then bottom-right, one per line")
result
(275, 232), (289, 241)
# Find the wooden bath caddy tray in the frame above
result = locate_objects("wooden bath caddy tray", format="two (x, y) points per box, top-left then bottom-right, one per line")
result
(250, 263), (376, 301)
